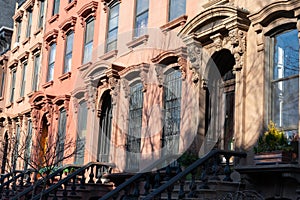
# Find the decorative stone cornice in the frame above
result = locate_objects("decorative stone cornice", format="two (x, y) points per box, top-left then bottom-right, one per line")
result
(59, 16), (77, 39)
(77, 1), (98, 27)
(101, 0), (121, 12)
(44, 29), (59, 48)
(160, 15), (188, 32)
(8, 59), (18, 70)
(17, 51), (30, 62)
(23, 0), (35, 10)
(30, 42), (42, 56)
(13, 10), (24, 21)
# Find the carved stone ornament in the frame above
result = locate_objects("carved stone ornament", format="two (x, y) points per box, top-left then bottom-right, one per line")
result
(228, 29), (246, 72)
(110, 81), (120, 106)
(122, 79), (130, 99)
(31, 107), (40, 129)
(185, 39), (202, 84)
(140, 69), (148, 92)
(85, 82), (97, 111)
(155, 64), (164, 87)
(177, 57), (187, 80)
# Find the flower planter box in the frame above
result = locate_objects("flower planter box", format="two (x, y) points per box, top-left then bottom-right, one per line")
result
(254, 151), (292, 165)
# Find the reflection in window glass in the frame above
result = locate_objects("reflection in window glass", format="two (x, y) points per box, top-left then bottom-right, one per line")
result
(83, 17), (94, 64)
(169, 0), (186, 21)
(32, 54), (40, 91)
(106, 4), (119, 52)
(272, 29), (299, 134)
(47, 43), (56, 82)
(20, 62), (27, 97)
(64, 31), (74, 73)
(134, 0), (149, 38)
(52, 0), (60, 15)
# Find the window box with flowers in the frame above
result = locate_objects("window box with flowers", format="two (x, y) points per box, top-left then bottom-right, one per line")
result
(253, 121), (296, 165)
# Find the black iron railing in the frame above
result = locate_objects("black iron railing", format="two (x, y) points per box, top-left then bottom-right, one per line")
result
(143, 149), (247, 200)
(30, 162), (115, 200)
(99, 155), (180, 200)
(11, 164), (83, 200)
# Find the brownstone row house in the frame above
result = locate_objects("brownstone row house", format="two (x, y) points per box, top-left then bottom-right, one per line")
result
(1, 0), (300, 199)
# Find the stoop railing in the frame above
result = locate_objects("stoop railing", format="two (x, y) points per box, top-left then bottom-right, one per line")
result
(30, 162), (115, 200)
(143, 149), (247, 200)
(100, 155), (182, 200)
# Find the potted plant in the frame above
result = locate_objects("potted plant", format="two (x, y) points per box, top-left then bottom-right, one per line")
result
(253, 121), (293, 164)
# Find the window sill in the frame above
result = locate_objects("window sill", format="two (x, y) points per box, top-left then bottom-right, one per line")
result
(127, 34), (149, 49)
(160, 15), (188, 32)
(16, 97), (24, 103)
(202, 0), (229, 8)
(34, 27), (43, 36)
(58, 72), (71, 81)
(78, 62), (92, 72)
(22, 37), (30, 46)
(11, 44), (20, 53)
(99, 50), (118, 60)
(0, 97), (3, 101)
(42, 81), (54, 88)
(27, 91), (35, 98)
(65, 0), (77, 12)
(48, 14), (59, 24)
(6, 103), (13, 109)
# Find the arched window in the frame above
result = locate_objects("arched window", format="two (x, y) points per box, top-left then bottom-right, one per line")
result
(162, 69), (182, 156)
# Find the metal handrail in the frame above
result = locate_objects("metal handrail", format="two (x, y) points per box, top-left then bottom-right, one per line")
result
(99, 154), (180, 200)
(31, 162), (115, 200)
(11, 164), (83, 200)
(143, 149), (247, 200)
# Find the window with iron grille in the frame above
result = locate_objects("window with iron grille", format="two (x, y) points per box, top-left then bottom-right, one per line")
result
(24, 120), (32, 170)
(75, 101), (87, 165)
(106, 3), (119, 52)
(56, 108), (67, 165)
(134, 0), (149, 38)
(162, 69), (182, 155)
(126, 82), (143, 171)
(83, 17), (94, 64)
(64, 31), (74, 73)
(271, 29), (299, 138)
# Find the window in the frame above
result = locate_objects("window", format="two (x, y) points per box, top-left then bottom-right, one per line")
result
(106, 3), (120, 52)
(271, 29), (299, 136)
(134, 0), (149, 38)
(26, 9), (32, 38)
(20, 62), (27, 97)
(47, 43), (56, 82)
(52, 0), (60, 15)
(126, 82), (143, 171)
(24, 120), (33, 170)
(169, 0), (186, 21)
(12, 124), (20, 171)
(83, 17), (94, 64)
(68, 0), (73, 3)
(57, 108), (67, 165)
(10, 70), (16, 103)
(64, 31), (74, 73)
(162, 70), (182, 155)
(32, 54), (40, 91)
(16, 20), (22, 43)
(0, 69), (5, 97)
(38, 0), (45, 29)
(75, 101), (87, 165)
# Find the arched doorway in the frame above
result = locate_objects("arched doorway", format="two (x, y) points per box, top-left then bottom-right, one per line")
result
(1, 132), (8, 173)
(38, 115), (49, 165)
(205, 49), (236, 150)
(98, 91), (112, 162)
